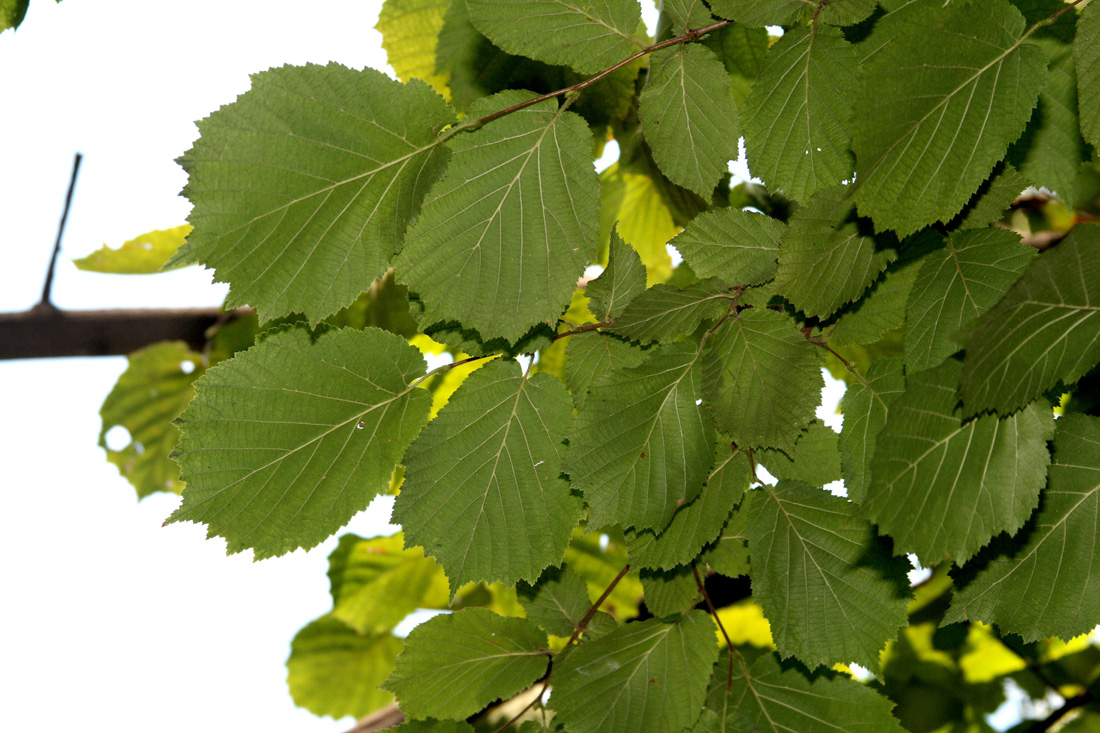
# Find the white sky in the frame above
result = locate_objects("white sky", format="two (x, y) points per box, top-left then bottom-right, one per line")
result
(0, 2), (842, 732)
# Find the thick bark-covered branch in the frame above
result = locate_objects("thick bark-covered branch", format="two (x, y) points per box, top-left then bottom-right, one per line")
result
(0, 305), (247, 360)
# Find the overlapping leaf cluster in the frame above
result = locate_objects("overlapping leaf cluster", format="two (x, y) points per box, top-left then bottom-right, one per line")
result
(96, 0), (1100, 728)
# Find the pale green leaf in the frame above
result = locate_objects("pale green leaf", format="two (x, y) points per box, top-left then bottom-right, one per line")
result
(960, 224), (1100, 416)
(708, 0), (811, 26)
(168, 326), (432, 559)
(1008, 42), (1087, 203)
(553, 611), (719, 733)
(838, 357), (905, 503)
(0, 0), (28, 33)
(394, 360), (582, 589)
(517, 565), (592, 637)
(905, 228), (1036, 373)
(610, 278), (733, 344)
(742, 26), (859, 202)
(775, 186), (897, 319)
(703, 308), (824, 452)
(852, 0), (1048, 236)
(864, 359), (1056, 565)
(956, 163), (1030, 230)
(588, 227), (646, 322)
(99, 341), (200, 499)
(377, 0), (451, 95)
(1076, 0), (1100, 149)
(564, 332), (646, 408)
(396, 91), (598, 343)
(75, 225), (191, 274)
(672, 208), (785, 286)
(627, 441), (751, 570)
(567, 342), (715, 530)
(640, 565), (701, 617)
(466, 0), (643, 74)
(383, 608), (549, 720)
(327, 533), (449, 634)
(706, 650), (907, 731)
(564, 530), (643, 619)
(745, 483), (910, 669)
(598, 161), (678, 285)
(758, 420), (842, 488)
(946, 414), (1100, 642)
(286, 615), (400, 720)
(174, 64), (454, 322)
(639, 44), (740, 198)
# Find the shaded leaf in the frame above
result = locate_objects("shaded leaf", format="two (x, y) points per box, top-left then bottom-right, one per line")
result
(662, 0), (713, 31)
(956, 163), (1031, 230)
(864, 359), (1055, 565)
(394, 360), (582, 589)
(640, 565), (701, 617)
(838, 357), (905, 503)
(817, 0), (877, 26)
(759, 419), (842, 488)
(567, 342), (715, 530)
(610, 278), (733, 344)
(851, 0), (1047, 236)
(1076, 0), (1100, 150)
(947, 414), (1100, 642)
(827, 251), (923, 347)
(701, 504), (751, 577)
(960, 224), (1100, 415)
(742, 25), (859, 202)
(396, 91), (597, 343)
(383, 608), (549, 720)
(467, 0), (643, 74)
(672, 207), (785, 286)
(703, 308), (824, 452)
(174, 64), (453, 322)
(587, 227), (646, 322)
(553, 611), (719, 733)
(639, 44), (740, 199)
(745, 483), (910, 669)
(700, 21), (768, 106)
(564, 332), (646, 408)
(708, 0), (811, 26)
(286, 615), (400, 720)
(518, 565), (592, 637)
(905, 228), (1036, 373)
(168, 326), (432, 559)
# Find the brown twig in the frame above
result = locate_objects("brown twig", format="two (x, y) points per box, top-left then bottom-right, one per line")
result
(554, 321), (612, 341)
(566, 563), (631, 648)
(39, 152), (82, 309)
(693, 564), (734, 690)
(494, 679), (551, 733)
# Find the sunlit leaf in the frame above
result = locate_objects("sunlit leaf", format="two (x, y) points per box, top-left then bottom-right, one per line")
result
(75, 225), (191, 274)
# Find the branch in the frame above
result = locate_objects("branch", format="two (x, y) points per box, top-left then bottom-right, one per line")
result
(1025, 693), (1090, 732)
(693, 563), (735, 690)
(566, 563), (631, 648)
(0, 306), (248, 360)
(40, 153), (82, 309)
(473, 20), (732, 127)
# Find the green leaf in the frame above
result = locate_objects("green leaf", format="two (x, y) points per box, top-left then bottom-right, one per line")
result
(837, 357), (905, 503)
(946, 414), (1100, 641)
(392, 722), (474, 733)
(383, 608), (549, 720)
(775, 186), (897, 319)
(174, 64), (454, 322)
(706, 651), (907, 731)
(395, 91), (598, 343)
(700, 22), (769, 106)
(376, 0), (451, 95)
(703, 308), (824, 452)
(286, 615), (400, 720)
(864, 359), (1056, 565)
(74, 225), (191, 274)
(817, 0), (877, 26)
(627, 441), (751, 570)
(708, 0), (811, 26)
(0, 0), (28, 33)
(640, 565), (701, 617)
(567, 342), (715, 530)
(610, 278), (733, 344)
(905, 228), (1036, 373)
(1008, 42), (1087, 204)
(99, 341), (200, 499)
(827, 251), (923, 347)
(466, 0), (643, 74)
(956, 163), (1030, 230)
(851, 0), (1048, 236)
(393, 359), (582, 589)
(1076, 0), (1100, 150)
(553, 611), (719, 733)
(327, 533), (449, 634)
(564, 332), (646, 408)
(742, 25), (859, 202)
(758, 420), (842, 488)
(662, 0), (713, 31)
(168, 326), (432, 559)
(517, 565), (592, 638)
(587, 227), (646, 322)
(564, 530), (643, 619)
(598, 160), (679, 284)
(700, 505), (751, 577)
(960, 223), (1100, 416)
(672, 208), (785, 286)
(744, 483), (910, 669)
(639, 44), (740, 199)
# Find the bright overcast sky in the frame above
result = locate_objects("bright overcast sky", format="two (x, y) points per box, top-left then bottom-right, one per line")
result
(0, 3), (843, 732)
